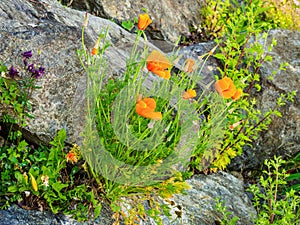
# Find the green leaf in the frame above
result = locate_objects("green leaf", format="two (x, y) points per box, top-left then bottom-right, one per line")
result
(0, 64), (7, 72)
(8, 185), (18, 192)
(94, 204), (102, 218)
(214, 53), (226, 60)
(289, 183), (300, 192)
(121, 20), (134, 31)
(286, 173), (300, 181)
(52, 182), (68, 193)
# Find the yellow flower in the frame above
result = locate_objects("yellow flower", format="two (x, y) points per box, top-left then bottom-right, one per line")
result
(28, 173), (38, 192)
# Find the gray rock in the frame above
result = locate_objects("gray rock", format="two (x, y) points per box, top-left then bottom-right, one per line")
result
(172, 41), (221, 88)
(0, 0), (218, 148)
(60, 0), (204, 44)
(0, 0), (157, 146)
(229, 29), (300, 170)
(139, 172), (256, 225)
(0, 203), (114, 225)
(0, 172), (256, 225)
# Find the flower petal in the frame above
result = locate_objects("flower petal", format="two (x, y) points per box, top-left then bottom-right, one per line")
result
(184, 58), (195, 73)
(136, 97), (162, 120)
(146, 50), (171, 68)
(142, 111), (162, 120)
(138, 14), (152, 30)
(182, 89), (197, 99)
(232, 88), (242, 100)
(215, 76), (237, 99)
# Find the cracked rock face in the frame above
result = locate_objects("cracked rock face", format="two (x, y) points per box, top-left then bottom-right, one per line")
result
(0, 0), (157, 145)
(256, 30), (300, 157)
(138, 172), (256, 225)
(229, 29), (300, 170)
(60, 0), (204, 44)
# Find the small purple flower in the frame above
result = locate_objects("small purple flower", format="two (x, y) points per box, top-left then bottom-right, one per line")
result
(8, 66), (19, 78)
(22, 50), (32, 59)
(36, 67), (45, 77)
(27, 64), (35, 73)
(34, 67), (45, 79)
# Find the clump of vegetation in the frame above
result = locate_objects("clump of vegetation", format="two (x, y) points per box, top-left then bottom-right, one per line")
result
(215, 197), (239, 225)
(248, 156), (300, 225)
(1, 1), (298, 224)
(263, 0), (300, 30)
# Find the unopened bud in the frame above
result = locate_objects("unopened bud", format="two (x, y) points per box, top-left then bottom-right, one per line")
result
(82, 12), (89, 28)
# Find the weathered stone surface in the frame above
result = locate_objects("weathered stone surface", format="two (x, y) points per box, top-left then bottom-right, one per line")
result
(60, 0), (204, 44)
(0, 202), (115, 225)
(138, 172), (256, 225)
(0, 0), (218, 147)
(0, 0), (298, 224)
(0, 0), (158, 145)
(0, 172), (256, 225)
(173, 41), (221, 88)
(229, 29), (300, 170)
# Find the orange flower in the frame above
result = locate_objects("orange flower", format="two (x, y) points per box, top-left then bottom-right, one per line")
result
(136, 97), (162, 120)
(66, 152), (78, 164)
(232, 88), (242, 100)
(184, 58), (195, 73)
(215, 76), (237, 99)
(91, 36), (101, 55)
(137, 13), (152, 30)
(91, 48), (98, 55)
(146, 50), (172, 80)
(182, 89), (197, 99)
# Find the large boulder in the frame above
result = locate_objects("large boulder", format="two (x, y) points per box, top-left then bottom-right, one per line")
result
(140, 172), (256, 225)
(0, 0), (217, 147)
(229, 29), (300, 170)
(0, 0), (158, 146)
(60, 0), (204, 45)
(0, 202), (115, 225)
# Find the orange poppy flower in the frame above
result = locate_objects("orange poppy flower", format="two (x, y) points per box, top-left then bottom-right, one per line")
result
(136, 97), (162, 120)
(232, 88), (242, 100)
(137, 14), (152, 30)
(215, 76), (237, 99)
(146, 50), (172, 80)
(91, 37), (101, 55)
(91, 47), (98, 55)
(184, 58), (195, 73)
(182, 89), (197, 99)
(66, 152), (78, 164)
